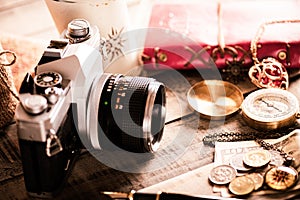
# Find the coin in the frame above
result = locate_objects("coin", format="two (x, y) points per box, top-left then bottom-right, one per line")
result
(265, 166), (298, 190)
(229, 176), (255, 195)
(243, 149), (271, 168)
(208, 165), (237, 185)
(246, 173), (264, 190)
(230, 153), (252, 172)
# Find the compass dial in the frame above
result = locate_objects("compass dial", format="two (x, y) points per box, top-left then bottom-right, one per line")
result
(252, 96), (290, 118)
(242, 88), (299, 130)
(265, 166), (298, 190)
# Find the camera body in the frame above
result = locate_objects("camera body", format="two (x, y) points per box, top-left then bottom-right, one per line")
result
(15, 19), (166, 198)
(16, 42), (102, 197)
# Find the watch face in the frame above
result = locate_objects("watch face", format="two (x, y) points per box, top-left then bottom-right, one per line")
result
(265, 166), (298, 190)
(242, 88), (299, 128)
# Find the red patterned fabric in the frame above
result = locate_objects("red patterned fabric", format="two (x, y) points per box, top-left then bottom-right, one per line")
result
(142, 1), (300, 70)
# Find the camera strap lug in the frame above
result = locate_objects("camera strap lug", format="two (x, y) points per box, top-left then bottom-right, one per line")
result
(46, 129), (63, 157)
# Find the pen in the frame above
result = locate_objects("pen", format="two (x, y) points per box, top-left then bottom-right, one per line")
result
(100, 190), (232, 200)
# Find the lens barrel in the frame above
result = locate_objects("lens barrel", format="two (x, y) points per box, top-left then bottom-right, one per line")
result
(98, 74), (166, 153)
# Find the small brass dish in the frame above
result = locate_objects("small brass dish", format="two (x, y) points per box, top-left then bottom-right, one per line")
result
(187, 80), (244, 120)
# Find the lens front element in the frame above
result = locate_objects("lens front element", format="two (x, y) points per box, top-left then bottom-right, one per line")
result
(88, 73), (166, 153)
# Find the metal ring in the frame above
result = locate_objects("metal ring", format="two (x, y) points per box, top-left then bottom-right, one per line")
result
(0, 50), (17, 66)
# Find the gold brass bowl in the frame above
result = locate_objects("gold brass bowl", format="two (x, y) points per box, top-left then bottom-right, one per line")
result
(187, 80), (244, 120)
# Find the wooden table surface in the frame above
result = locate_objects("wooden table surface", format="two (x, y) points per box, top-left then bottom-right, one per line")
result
(1, 67), (300, 199)
(1, 1), (300, 199)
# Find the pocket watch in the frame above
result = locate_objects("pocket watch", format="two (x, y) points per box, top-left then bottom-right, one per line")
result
(241, 88), (300, 130)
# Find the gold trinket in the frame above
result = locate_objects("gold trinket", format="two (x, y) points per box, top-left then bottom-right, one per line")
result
(249, 57), (288, 89)
(248, 20), (300, 89)
(265, 166), (298, 190)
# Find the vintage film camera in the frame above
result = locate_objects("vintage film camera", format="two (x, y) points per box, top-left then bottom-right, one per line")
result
(15, 19), (166, 198)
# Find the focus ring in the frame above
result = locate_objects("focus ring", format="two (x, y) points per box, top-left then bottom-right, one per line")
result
(112, 76), (153, 152)
(98, 74), (163, 153)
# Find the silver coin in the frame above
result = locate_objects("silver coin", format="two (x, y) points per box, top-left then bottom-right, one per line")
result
(230, 153), (253, 172)
(208, 165), (237, 185)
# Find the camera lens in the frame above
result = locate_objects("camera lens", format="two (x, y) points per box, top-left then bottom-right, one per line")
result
(87, 73), (166, 153)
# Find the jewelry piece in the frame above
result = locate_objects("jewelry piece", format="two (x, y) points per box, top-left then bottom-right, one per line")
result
(255, 138), (295, 167)
(202, 130), (296, 167)
(265, 166), (298, 190)
(248, 57), (289, 89)
(0, 50), (19, 101)
(202, 131), (285, 146)
(241, 88), (300, 130)
(249, 20), (300, 89)
(0, 50), (17, 66)
(228, 176), (255, 196)
(208, 165), (237, 185)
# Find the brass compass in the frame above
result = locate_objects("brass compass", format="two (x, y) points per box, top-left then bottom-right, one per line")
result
(265, 166), (298, 190)
(241, 88), (300, 130)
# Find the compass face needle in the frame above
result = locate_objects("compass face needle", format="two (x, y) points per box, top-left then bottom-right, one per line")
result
(265, 166), (298, 190)
(258, 98), (283, 112)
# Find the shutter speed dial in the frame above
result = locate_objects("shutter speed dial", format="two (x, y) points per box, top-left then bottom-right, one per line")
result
(34, 71), (62, 88)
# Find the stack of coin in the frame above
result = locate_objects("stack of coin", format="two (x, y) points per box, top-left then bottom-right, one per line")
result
(209, 149), (275, 196)
(209, 149), (300, 197)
